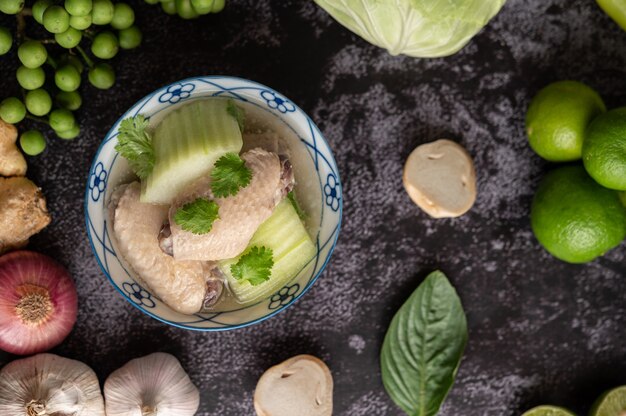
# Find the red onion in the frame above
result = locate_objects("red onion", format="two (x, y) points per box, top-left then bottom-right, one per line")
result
(0, 251), (77, 355)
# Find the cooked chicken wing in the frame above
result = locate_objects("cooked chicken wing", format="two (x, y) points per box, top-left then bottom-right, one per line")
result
(168, 148), (294, 261)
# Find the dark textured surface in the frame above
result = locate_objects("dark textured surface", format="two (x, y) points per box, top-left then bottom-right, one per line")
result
(1, 0), (626, 414)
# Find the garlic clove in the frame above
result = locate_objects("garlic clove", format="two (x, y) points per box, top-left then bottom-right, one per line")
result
(254, 355), (333, 416)
(104, 352), (200, 416)
(0, 353), (105, 416)
(403, 139), (477, 218)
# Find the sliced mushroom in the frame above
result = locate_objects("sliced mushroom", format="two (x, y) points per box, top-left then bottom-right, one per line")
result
(403, 139), (477, 218)
(254, 355), (333, 416)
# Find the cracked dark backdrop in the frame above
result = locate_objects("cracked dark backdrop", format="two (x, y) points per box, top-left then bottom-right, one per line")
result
(1, 0), (626, 414)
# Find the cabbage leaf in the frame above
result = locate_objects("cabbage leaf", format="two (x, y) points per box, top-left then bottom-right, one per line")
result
(315, 0), (507, 58)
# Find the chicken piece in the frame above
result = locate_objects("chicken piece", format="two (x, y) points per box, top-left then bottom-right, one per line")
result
(0, 177), (50, 254)
(0, 120), (27, 177)
(168, 148), (294, 261)
(112, 182), (215, 314)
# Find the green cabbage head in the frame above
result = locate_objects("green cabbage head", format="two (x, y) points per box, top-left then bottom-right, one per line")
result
(314, 0), (507, 58)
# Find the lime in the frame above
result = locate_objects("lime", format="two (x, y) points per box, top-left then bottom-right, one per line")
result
(597, 0), (626, 31)
(531, 165), (626, 263)
(583, 107), (626, 191)
(590, 386), (626, 416)
(521, 405), (576, 416)
(526, 81), (606, 162)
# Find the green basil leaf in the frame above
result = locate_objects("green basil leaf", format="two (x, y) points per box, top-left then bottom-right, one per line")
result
(380, 270), (468, 416)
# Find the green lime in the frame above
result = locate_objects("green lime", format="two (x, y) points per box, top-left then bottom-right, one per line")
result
(583, 107), (626, 191)
(531, 165), (626, 263)
(620, 191), (626, 207)
(521, 405), (576, 416)
(526, 81), (606, 162)
(590, 386), (626, 416)
(597, 0), (626, 31)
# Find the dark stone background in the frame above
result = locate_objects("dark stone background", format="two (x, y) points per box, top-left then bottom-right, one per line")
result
(1, 0), (626, 414)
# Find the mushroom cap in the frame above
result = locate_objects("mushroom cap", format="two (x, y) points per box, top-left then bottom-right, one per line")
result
(403, 139), (477, 218)
(254, 355), (333, 416)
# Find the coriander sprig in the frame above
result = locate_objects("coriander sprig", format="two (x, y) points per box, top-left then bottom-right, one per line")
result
(210, 152), (252, 198)
(231, 246), (274, 286)
(115, 115), (155, 180)
(174, 197), (220, 235)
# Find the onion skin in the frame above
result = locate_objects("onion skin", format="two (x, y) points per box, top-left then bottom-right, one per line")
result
(0, 251), (77, 355)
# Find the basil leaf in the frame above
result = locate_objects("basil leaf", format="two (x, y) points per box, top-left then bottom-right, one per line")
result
(380, 271), (468, 416)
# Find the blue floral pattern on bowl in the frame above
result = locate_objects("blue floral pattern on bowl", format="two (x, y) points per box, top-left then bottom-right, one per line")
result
(268, 284), (300, 310)
(122, 282), (156, 308)
(86, 76), (342, 331)
(324, 173), (341, 212)
(158, 83), (195, 104)
(89, 162), (107, 202)
(260, 90), (296, 113)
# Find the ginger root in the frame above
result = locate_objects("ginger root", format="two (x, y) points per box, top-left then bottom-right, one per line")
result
(0, 120), (27, 177)
(0, 177), (51, 254)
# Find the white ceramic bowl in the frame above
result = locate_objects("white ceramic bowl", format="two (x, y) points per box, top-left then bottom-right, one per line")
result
(85, 76), (342, 331)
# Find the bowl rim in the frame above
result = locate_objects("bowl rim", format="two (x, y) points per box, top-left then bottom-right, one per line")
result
(84, 75), (343, 331)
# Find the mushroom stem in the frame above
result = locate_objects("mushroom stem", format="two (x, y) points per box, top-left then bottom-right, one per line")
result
(26, 400), (46, 416)
(141, 405), (158, 416)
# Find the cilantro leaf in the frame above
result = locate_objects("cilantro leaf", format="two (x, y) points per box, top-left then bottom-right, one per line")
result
(114, 115), (155, 180)
(211, 152), (252, 198)
(174, 198), (220, 235)
(231, 246), (274, 286)
(227, 100), (245, 132)
(287, 191), (307, 220)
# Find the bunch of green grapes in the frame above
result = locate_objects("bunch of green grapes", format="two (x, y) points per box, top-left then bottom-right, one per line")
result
(0, 0), (142, 156)
(145, 0), (225, 20)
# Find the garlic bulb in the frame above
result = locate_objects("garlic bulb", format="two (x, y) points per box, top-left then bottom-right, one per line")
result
(104, 352), (200, 416)
(0, 353), (105, 416)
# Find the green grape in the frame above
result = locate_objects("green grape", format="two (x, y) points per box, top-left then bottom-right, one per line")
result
(176, 0), (198, 19)
(0, 0), (25, 15)
(70, 14), (92, 30)
(111, 3), (135, 30)
(17, 41), (47, 69)
(0, 27), (12, 56)
(0, 97), (26, 124)
(211, 0), (225, 12)
(16, 66), (46, 90)
(92, 0), (114, 25)
(43, 5), (71, 34)
(190, 0), (212, 14)
(25, 89), (52, 116)
(55, 27), (83, 49)
(65, 0), (92, 16)
(56, 91), (82, 110)
(32, 0), (52, 24)
(88, 63), (115, 89)
(144, 0), (159, 4)
(91, 31), (119, 59)
(161, 1), (177, 15)
(56, 124), (80, 140)
(49, 109), (76, 133)
(20, 131), (46, 156)
(59, 54), (84, 73)
(118, 26), (142, 49)
(55, 64), (82, 92)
